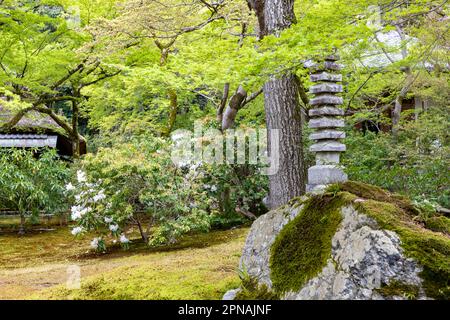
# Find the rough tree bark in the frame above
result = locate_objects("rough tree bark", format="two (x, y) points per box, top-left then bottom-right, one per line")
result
(249, 0), (306, 209)
(71, 99), (80, 158)
(218, 84), (263, 131)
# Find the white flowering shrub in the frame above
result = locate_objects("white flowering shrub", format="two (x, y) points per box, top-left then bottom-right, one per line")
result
(69, 132), (268, 249)
(66, 170), (130, 251)
(76, 137), (211, 247)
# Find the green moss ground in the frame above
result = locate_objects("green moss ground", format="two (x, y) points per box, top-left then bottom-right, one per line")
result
(0, 226), (249, 300)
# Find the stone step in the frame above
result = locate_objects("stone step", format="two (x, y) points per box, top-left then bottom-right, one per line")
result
(311, 72), (342, 82)
(309, 106), (344, 117)
(309, 141), (346, 152)
(310, 95), (344, 106)
(309, 130), (346, 140)
(310, 83), (343, 94)
(309, 117), (345, 129)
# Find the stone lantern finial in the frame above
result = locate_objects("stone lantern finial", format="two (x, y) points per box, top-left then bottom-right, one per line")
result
(306, 55), (348, 193)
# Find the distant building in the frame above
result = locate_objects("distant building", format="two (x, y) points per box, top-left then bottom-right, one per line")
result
(0, 106), (86, 158)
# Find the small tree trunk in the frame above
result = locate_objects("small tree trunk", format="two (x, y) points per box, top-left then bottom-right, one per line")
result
(392, 97), (402, 138)
(71, 99), (80, 157)
(165, 89), (178, 136)
(18, 214), (25, 235)
(136, 219), (148, 243)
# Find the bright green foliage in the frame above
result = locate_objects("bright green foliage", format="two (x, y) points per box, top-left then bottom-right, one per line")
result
(269, 194), (345, 294)
(0, 149), (70, 228)
(343, 109), (449, 207)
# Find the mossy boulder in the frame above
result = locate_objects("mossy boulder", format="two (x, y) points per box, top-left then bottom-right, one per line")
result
(225, 181), (449, 300)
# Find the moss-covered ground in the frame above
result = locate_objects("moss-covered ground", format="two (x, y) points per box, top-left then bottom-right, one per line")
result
(0, 224), (248, 300)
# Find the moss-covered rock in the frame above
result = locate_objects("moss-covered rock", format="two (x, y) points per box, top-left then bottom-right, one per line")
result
(425, 216), (450, 235)
(375, 280), (421, 300)
(229, 181), (450, 300)
(269, 195), (344, 293)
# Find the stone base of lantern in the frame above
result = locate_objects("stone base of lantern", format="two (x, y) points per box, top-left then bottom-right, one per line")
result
(306, 165), (348, 193)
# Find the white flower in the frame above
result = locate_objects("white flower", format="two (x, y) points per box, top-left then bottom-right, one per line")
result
(65, 183), (75, 191)
(79, 207), (91, 216)
(104, 216), (113, 224)
(210, 185), (217, 192)
(90, 238), (100, 249)
(70, 205), (83, 220)
(109, 224), (119, 232)
(77, 170), (87, 183)
(71, 226), (83, 236)
(93, 193), (106, 202)
(93, 190), (106, 202)
(119, 234), (130, 244)
(203, 184), (210, 190)
(71, 211), (82, 220)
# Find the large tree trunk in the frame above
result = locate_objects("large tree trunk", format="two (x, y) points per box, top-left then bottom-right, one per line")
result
(264, 73), (305, 208)
(250, 0), (306, 209)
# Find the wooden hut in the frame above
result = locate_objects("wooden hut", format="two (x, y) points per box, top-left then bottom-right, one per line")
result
(0, 106), (86, 158)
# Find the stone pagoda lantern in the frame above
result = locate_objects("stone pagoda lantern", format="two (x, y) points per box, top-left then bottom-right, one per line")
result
(306, 55), (348, 193)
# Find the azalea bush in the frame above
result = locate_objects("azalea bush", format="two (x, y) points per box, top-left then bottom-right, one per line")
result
(68, 132), (270, 250)
(0, 148), (70, 234)
(66, 170), (130, 251)
(69, 136), (211, 248)
(199, 163), (268, 228)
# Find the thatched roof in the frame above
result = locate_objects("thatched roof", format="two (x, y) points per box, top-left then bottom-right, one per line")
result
(0, 105), (87, 156)
(0, 105), (65, 135)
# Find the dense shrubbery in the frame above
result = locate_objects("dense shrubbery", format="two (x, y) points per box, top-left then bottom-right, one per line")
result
(0, 149), (70, 233)
(343, 110), (449, 208)
(68, 135), (267, 250)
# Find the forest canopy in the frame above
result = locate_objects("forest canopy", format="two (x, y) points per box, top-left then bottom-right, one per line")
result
(0, 0), (448, 243)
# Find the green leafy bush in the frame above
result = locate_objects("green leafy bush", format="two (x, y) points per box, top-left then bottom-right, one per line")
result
(343, 111), (449, 207)
(71, 136), (212, 247)
(0, 148), (70, 233)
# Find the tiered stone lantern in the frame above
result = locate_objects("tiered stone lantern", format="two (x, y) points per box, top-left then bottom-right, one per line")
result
(306, 55), (348, 193)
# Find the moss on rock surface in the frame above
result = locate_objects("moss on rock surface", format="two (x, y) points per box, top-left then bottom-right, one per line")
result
(425, 216), (450, 235)
(269, 194), (345, 294)
(267, 181), (449, 299)
(375, 280), (420, 299)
